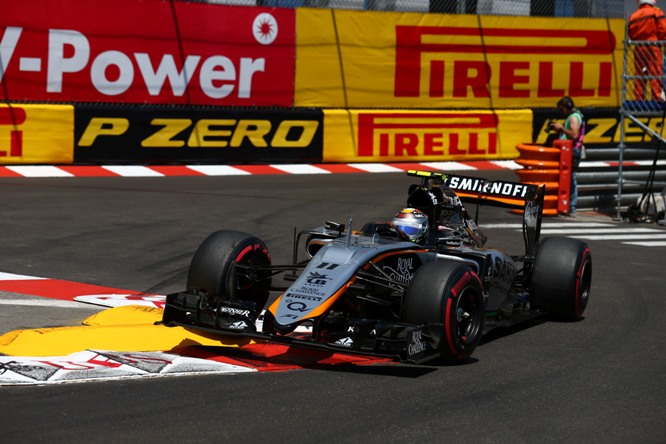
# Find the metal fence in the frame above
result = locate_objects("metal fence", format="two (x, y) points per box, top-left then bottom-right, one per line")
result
(199, 0), (628, 17)
(622, 40), (666, 115)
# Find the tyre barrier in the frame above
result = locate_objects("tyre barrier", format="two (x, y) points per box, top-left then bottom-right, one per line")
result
(514, 139), (573, 216)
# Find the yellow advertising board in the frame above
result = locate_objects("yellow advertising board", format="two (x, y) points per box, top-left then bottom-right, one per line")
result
(296, 10), (625, 109)
(323, 109), (532, 163)
(0, 104), (74, 164)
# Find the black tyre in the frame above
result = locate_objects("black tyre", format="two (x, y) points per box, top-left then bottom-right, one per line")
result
(402, 261), (485, 363)
(530, 237), (591, 320)
(187, 230), (271, 319)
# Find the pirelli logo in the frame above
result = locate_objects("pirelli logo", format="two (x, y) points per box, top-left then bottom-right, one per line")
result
(357, 112), (497, 157)
(0, 107), (26, 158)
(394, 26), (615, 99)
(0, 104), (73, 164)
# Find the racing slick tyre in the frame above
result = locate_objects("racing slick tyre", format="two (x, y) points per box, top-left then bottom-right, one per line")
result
(187, 230), (271, 320)
(530, 236), (591, 321)
(402, 261), (485, 364)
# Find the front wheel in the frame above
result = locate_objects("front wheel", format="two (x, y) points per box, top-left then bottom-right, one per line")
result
(187, 230), (272, 320)
(530, 237), (591, 320)
(402, 261), (485, 363)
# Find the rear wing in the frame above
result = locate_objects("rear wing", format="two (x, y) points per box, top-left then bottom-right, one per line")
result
(407, 170), (544, 256)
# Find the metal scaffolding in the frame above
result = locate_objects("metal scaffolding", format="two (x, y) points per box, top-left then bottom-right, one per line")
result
(618, 31), (666, 220)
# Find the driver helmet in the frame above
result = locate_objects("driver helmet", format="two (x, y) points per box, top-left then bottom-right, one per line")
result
(392, 208), (429, 243)
(638, 0), (656, 4)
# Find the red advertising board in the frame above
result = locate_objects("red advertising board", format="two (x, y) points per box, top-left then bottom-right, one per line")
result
(0, 0), (295, 106)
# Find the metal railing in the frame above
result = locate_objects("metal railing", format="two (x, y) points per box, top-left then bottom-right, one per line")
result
(577, 146), (666, 215)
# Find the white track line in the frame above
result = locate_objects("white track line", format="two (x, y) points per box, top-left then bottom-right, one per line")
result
(0, 299), (95, 308)
(271, 164), (331, 174)
(186, 165), (250, 176)
(6, 166), (74, 177)
(102, 166), (164, 177)
(347, 163), (405, 173)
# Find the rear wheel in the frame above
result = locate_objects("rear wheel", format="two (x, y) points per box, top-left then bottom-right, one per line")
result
(530, 237), (591, 320)
(187, 230), (271, 320)
(402, 261), (485, 363)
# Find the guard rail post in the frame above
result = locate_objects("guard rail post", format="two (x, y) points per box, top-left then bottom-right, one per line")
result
(553, 139), (572, 215)
(514, 139), (573, 216)
(514, 143), (559, 215)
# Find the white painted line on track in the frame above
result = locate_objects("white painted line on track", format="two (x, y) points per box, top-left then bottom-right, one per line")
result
(419, 161), (477, 170)
(0, 272), (46, 281)
(347, 163), (405, 173)
(187, 165), (250, 175)
(6, 166), (74, 177)
(271, 164), (331, 174)
(102, 165), (164, 177)
(482, 222), (616, 229)
(568, 233), (666, 240)
(623, 241), (666, 246)
(490, 160), (522, 170)
(0, 299), (95, 308)
(540, 228), (661, 235)
(480, 222), (666, 247)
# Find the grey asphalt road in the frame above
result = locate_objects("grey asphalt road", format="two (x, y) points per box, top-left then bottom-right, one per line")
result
(0, 171), (664, 443)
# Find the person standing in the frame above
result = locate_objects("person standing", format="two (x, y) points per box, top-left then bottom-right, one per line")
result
(629, 0), (666, 101)
(550, 96), (585, 217)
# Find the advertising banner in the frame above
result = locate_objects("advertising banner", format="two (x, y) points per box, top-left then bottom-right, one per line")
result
(0, 0), (295, 106)
(296, 10), (624, 109)
(533, 107), (664, 148)
(323, 109), (531, 163)
(74, 106), (323, 164)
(0, 104), (73, 164)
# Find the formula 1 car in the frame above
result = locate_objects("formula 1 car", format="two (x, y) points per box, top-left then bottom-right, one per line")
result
(162, 170), (592, 364)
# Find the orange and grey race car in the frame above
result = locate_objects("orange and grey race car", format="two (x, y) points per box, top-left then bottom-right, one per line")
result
(162, 170), (592, 364)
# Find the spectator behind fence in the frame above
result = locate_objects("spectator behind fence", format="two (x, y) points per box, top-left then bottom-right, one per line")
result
(548, 96), (585, 218)
(629, 0), (666, 101)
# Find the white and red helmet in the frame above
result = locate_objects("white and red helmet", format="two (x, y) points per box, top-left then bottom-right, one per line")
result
(392, 208), (429, 243)
(638, 0), (657, 5)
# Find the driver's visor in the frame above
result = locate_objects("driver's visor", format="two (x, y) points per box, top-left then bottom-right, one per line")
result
(396, 225), (421, 236)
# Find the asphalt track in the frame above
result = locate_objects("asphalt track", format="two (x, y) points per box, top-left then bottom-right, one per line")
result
(0, 170), (664, 443)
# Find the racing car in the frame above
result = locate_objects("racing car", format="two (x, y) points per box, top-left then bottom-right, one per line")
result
(162, 170), (592, 364)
